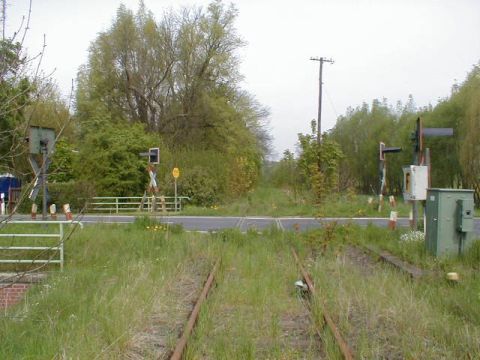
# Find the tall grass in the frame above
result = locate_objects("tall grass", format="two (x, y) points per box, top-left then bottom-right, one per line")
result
(0, 223), (216, 358)
(185, 228), (321, 359)
(2, 222), (479, 358)
(298, 225), (480, 358)
(180, 185), (411, 218)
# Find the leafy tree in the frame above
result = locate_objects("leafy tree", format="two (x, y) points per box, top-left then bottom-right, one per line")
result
(0, 38), (32, 173)
(75, 0), (269, 202)
(297, 121), (343, 203)
(76, 1), (265, 152)
(271, 150), (299, 187)
(456, 65), (480, 202)
(49, 139), (75, 183)
(331, 100), (396, 194)
(74, 121), (159, 196)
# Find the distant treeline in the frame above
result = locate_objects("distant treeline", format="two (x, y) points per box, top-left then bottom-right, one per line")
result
(272, 64), (480, 204)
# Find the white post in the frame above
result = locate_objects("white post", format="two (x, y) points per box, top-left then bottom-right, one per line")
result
(0, 193), (4, 215)
(49, 204), (57, 220)
(174, 178), (178, 212)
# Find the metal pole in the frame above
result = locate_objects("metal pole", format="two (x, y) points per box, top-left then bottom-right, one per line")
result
(318, 59), (323, 143)
(411, 118), (422, 230)
(59, 223), (64, 271)
(425, 148), (431, 188)
(379, 158), (385, 212)
(42, 149), (47, 220)
(174, 178), (178, 212)
(423, 147), (431, 232)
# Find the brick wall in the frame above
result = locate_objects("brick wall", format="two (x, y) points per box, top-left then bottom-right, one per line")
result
(0, 273), (47, 309)
(0, 283), (30, 309)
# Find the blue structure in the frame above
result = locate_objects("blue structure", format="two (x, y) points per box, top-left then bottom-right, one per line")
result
(0, 174), (21, 200)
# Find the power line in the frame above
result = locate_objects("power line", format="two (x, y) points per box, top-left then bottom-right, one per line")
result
(310, 57), (334, 143)
(324, 87), (339, 119)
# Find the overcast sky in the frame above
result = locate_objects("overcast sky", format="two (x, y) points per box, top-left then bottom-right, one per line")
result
(6, 0), (480, 159)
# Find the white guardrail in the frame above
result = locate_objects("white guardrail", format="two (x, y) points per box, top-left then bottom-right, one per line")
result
(89, 196), (190, 213)
(0, 220), (83, 271)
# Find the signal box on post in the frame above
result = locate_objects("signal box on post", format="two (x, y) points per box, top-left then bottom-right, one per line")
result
(402, 165), (428, 201)
(149, 148), (159, 164)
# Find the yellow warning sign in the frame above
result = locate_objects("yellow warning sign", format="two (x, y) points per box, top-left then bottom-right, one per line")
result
(172, 167), (180, 179)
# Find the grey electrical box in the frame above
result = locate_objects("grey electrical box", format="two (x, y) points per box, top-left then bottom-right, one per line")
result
(457, 199), (474, 233)
(425, 188), (476, 256)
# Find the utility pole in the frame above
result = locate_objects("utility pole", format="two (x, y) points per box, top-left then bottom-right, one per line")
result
(310, 57), (334, 143)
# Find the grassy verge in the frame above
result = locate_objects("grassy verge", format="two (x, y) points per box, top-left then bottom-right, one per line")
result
(2, 221), (479, 358)
(296, 225), (480, 358)
(0, 220), (216, 358)
(180, 185), (411, 218)
(352, 224), (480, 328)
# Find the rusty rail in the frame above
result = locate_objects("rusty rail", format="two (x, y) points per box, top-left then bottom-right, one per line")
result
(292, 249), (354, 360)
(170, 258), (220, 360)
(358, 244), (425, 280)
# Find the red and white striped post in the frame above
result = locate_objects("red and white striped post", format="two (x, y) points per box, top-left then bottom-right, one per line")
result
(49, 204), (57, 220)
(389, 211), (398, 230)
(31, 204), (37, 219)
(63, 204), (73, 221)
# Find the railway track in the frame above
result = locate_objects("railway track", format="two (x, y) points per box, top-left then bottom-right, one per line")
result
(167, 245), (327, 358)
(292, 248), (355, 360)
(353, 243), (425, 279)
(165, 232), (420, 359)
(169, 258), (220, 360)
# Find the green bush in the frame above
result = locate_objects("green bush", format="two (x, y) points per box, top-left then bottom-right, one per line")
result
(48, 181), (97, 212)
(178, 166), (220, 206)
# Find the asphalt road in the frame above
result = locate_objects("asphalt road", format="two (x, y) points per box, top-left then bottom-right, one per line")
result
(4, 214), (479, 235)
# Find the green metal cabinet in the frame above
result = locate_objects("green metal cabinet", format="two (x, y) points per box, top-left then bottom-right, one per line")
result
(425, 188), (475, 256)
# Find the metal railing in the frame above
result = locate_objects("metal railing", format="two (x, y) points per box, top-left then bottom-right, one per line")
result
(89, 196), (190, 213)
(0, 220), (83, 271)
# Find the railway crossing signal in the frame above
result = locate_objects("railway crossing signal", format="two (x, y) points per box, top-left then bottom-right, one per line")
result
(409, 117), (454, 229)
(378, 142), (402, 211)
(28, 155), (51, 202)
(379, 142), (402, 193)
(139, 147), (161, 194)
(411, 117), (453, 166)
(27, 126), (55, 220)
(139, 148), (160, 164)
(139, 147), (161, 211)
(149, 148), (159, 164)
